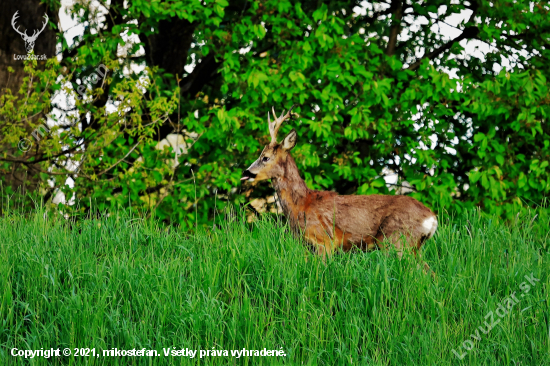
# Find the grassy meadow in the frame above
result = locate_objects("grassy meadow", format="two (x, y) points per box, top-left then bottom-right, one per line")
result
(0, 207), (549, 365)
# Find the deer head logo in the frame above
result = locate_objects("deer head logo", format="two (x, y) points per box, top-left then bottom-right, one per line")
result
(11, 11), (49, 54)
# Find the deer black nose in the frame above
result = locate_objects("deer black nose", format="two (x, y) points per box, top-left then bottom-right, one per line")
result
(241, 170), (257, 181)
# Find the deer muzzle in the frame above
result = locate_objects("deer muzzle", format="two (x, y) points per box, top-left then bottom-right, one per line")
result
(240, 170), (257, 181)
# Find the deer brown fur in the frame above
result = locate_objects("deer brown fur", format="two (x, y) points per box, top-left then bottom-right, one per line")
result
(241, 106), (438, 262)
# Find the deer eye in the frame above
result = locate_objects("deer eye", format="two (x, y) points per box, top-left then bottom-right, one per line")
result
(262, 156), (270, 163)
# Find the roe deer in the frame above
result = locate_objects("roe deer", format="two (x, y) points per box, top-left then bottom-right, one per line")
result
(241, 105), (438, 267)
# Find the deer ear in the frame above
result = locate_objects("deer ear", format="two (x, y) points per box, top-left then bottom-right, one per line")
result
(282, 129), (297, 151)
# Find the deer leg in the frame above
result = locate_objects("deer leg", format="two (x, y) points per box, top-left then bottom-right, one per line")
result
(304, 228), (334, 262)
(375, 230), (405, 260)
(303, 236), (326, 261)
(377, 229), (435, 278)
(413, 247), (436, 278)
(388, 233), (406, 260)
(315, 244), (328, 262)
(314, 234), (336, 263)
(418, 261), (436, 279)
(392, 234), (435, 278)
(374, 217), (401, 257)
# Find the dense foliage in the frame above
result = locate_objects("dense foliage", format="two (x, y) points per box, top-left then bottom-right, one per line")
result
(1, 0), (549, 226)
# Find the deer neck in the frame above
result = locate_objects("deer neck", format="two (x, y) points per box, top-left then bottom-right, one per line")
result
(272, 154), (309, 220)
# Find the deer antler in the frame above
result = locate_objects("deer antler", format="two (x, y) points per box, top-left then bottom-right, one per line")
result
(11, 12), (48, 41)
(29, 14), (49, 41)
(11, 11), (26, 38)
(268, 104), (297, 143)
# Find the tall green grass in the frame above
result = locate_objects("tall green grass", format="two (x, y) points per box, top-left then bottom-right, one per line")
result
(0, 208), (548, 365)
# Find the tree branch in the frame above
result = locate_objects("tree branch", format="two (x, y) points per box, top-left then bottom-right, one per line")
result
(407, 26), (479, 71)
(362, 6), (393, 27)
(385, 0), (403, 56)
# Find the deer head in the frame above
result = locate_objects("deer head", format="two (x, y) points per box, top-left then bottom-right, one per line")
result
(241, 105), (298, 182)
(11, 11), (49, 53)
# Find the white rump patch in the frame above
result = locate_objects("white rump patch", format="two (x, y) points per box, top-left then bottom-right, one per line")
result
(421, 216), (438, 237)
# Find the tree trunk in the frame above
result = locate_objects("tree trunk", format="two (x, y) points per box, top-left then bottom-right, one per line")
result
(0, 0), (57, 94)
(0, 0), (57, 196)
